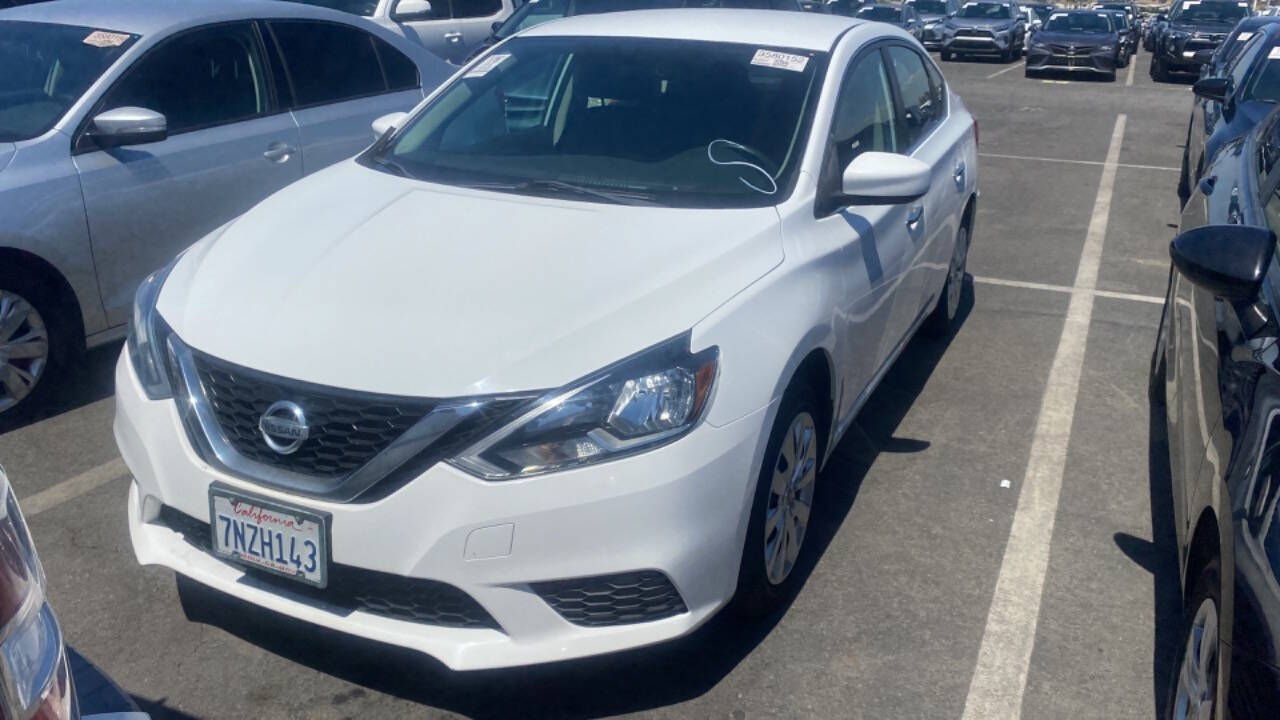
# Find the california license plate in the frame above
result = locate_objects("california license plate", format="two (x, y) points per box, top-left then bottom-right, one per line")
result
(208, 485), (329, 588)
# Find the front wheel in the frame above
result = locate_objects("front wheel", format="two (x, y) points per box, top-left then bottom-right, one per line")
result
(734, 382), (822, 616)
(925, 224), (969, 336)
(0, 270), (69, 421)
(941, 48), (953, 61)
(1152, 56), (1170, 82)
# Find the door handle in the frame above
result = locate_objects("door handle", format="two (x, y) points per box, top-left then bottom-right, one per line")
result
(1198, 175), (1217, 195)
(444, 31), (462, 41)
(263, 142), (295, 163)
(907, 204), (924, 229)
(953, 161), (966, 189)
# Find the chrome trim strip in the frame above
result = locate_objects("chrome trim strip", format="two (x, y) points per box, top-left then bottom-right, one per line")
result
(168, 334), (475, 502)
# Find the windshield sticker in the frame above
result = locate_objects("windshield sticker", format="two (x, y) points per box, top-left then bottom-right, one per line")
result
(1238, 31), (1254, 41)
(464, 53), (510, 78)
(83, 31), (130, 48)
(1269, 46), (1280, 60)
(1098, 13), (1109, 17)
(750, 49), (809, 72)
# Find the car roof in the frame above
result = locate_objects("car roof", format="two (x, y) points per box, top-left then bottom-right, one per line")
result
(522, 9), (863, 52)
(0, 0), (355, 36)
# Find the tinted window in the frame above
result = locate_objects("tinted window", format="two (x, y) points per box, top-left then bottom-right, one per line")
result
(375, 37), (420, 90)
(887, 46), (938, 147)
(100, 23), (265, 134)
(831, 50), (899, 166)
(1170, 1), (1248, 23)
(0, 21), (137, 141)
(1044, 12), (1112, 32)
(912, 1), (948, 13)
(270, 21), (387, 106)
(453, 0), (504, 18)
(279, 0), (379, 16)
(1229, 35), (1260, 89)
(379, 36), (823, 208)
(858, 6), (903, 20)
(957, 2), (1012, 18)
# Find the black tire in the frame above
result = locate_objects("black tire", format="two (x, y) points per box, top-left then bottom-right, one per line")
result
(734, 381), (823, 617)
(1153, 56), (1170, 82)
(1150, 283), (1170, 401)
(1025, 67), (1035, 78)
(1107, 69), (1118, 82)
(1178, 150), (1191, 208)
(0, 265), (74, 422)
(941, 48), (953, 61)
(1164, 559), (1223, 720)
(925, 224), (970, 336)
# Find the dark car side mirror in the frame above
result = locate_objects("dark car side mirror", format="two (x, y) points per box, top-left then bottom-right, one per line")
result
(1170, 225), (1276, 301)
(1193, 76), (1230, 103)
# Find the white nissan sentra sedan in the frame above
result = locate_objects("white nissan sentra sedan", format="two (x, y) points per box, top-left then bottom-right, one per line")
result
(115, 9), (978, 670)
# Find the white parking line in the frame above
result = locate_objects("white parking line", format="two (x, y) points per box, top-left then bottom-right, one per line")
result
(987, 61), (1026, 79)
(961, 113), (1127, 720)
(979, 152), (1178, 172)
(21, 457), (128, 518)
(1126, 58), (1136, 86)
(973, 276), (1162, 305)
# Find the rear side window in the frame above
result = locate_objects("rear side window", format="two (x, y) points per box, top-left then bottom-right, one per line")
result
(99, 22), (267, 134)
(452, 0), (504, 18)
(886, 45), (940, 148)
(269, 20), (409, 107)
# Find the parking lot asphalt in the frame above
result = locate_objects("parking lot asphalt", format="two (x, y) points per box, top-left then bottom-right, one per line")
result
(0, 49), (1193, 719)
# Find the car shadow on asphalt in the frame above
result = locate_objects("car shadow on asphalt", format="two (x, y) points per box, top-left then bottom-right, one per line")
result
(0, 340), (121, 436)
(172, 281), (976, 720)
(1113, 340), (1182, 719)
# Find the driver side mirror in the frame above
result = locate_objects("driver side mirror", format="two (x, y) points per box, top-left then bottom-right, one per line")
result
(1192, 49), (1215, 65)
(1193, 76), (1230, 103)
(392, 0), (434, 21)
(1171, 224), (1276, 301)
(371, 111), (408, 140)
(840, 152), (931, 204)
(88, 106), (167, 149)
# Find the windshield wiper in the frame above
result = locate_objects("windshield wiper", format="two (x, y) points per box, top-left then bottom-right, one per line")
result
(371, 154), (412, 178)
(459, 178), (659, 206)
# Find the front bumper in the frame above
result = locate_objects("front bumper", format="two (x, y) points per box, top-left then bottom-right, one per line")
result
(1160, 36), (1224, 70)
(1025, 46), (1117, 74)
(943, 33), (1014, 54)
(114, 350), (771, 670)
(921, 25), (945, 46)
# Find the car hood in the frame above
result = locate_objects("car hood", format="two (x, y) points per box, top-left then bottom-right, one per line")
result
(0, 143), (13, 174)
(1033, 30), (1117, 44)
(948, 16), (1015, 29)
(157, 161), (784, 397)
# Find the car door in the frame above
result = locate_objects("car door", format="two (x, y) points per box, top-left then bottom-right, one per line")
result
(73, 22), (302, 327)
(381, 0), (463, 62)
(814, 46), (916, 422)
(882, 44), (966, 341)
(265, 20), (428, 173)
(453, 0), (511, 55)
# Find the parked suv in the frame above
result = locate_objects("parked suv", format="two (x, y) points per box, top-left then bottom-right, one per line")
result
(941, 0), (1028, 62)
(284, 0), (518, 63)
(910, 0), (963, 49)
(117, 9), (978, 670)
(1151, 0), (1251, 81)
(0, 0), (450, 420)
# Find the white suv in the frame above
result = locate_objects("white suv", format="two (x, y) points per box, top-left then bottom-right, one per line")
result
(115, 9), (978, 670)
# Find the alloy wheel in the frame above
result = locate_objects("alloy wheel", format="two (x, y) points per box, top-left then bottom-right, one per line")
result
(947, 229), (969, 320)
(0, 290), (50, 414)
(763, 411), (817, 586)
(1172, 597), (1219, 720)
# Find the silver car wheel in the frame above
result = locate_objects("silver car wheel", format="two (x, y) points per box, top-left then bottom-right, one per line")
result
(947, 228), (969, 320)
(0, 290), (49, 413)
(763, 411), (817, 586)
(1172, 597), (1218, 720)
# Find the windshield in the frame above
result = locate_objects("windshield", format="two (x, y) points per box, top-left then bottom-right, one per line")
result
(279, 0), (380, 16)
(0, 21), (137, 142)
(1044, 11), (1113, 31)
(1170, 1), (1249, 24)
(1032, 6), (1054, 21)
(1111, 11), (1129, 27)
(1246, 44), (1280, 102)
(373, 36), (824, 208)
(957, 3), (1012, 19)
(912, 0), (947, 13)
(858, 6), (903, 20)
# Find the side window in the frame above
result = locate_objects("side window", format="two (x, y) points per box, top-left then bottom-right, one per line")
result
(452, 0), (503, 18)
(1228, 35), (1262, 91)
(830, 49), (899, 170)
(373, 37), (420, 91)
(886, 45), (939, 148)
(98, 23), (267, 134)
(269, 20), (388, 107)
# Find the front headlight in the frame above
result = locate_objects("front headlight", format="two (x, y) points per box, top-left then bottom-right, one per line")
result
(451, 334), (718, 480)
(126, 259), (177, 400)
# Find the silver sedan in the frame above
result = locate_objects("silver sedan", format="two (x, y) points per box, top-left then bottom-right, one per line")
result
(0, 0), (451, 418)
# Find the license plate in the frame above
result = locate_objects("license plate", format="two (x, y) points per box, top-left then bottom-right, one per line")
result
(209, 485), (330, 588)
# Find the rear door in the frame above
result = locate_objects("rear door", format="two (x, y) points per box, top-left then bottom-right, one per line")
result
(265, 19), (427, 173)
(73, 22), (302, 326)
(882, 44), (968, 338)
